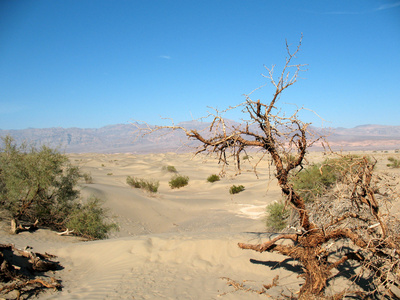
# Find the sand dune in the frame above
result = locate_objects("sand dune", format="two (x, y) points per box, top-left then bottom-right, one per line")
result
(2, 151), (398, 299)
(42, 233), (304, 299)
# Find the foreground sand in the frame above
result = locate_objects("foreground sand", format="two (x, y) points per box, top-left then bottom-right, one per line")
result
(1, 151), (399, 299)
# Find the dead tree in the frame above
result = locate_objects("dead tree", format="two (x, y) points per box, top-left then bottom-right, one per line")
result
(137, 37), (400, 298)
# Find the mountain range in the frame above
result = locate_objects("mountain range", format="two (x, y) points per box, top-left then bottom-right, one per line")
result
(1, 122), (400, 153)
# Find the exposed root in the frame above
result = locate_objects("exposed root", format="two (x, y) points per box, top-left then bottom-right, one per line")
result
(0, 243), (62, 299)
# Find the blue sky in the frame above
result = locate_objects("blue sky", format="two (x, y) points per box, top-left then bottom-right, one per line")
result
(0, 0), (399, 130)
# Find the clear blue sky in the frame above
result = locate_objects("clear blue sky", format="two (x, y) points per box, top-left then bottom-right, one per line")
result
(1, 0), (399, 130)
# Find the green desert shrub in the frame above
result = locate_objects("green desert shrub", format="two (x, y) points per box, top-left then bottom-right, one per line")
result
(229, 184), (245, 194)
(162, 165), (178, 173)
(0, 136), (80, 229)
(0, 136), (115, 239)
(290, 155), (361, 202)
(291, 164), (336, 202)
(126, 175), (141, 188)
(126, 176), (159, 193)
(169, 174), (189, 189)
(82, 172), (93, 184)
(207, 174), (220, 183)
(387, 157), (400, 168)
(265, 201), (290, 231)
(66, 196), (118, 240)
(0, 136), (115, 238)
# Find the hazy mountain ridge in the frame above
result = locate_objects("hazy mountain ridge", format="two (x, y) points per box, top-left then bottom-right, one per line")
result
(1, 122), (400, 153)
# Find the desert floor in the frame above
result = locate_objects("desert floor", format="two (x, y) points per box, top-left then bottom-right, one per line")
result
(1, 150), (400, 299)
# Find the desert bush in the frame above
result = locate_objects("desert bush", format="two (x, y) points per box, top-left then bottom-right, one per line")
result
(290, 163), (336, 202)
(265, 201), (290, 231)
(162, 165), (178, 173)
(107, 172), (113, 176)
(169, 174), (189, 189)
(82, 172), (93, 184)
(207, 174), (220, 183)
(229, 184), (245, 194)
(126, 176), (159, 193)
(290, 156), (361, 202)
(126, 175), (141, 188)
(387, 157), (400, 168)
(0, 136), (80, 230)
(242, 155), (252, 161)
(66, 196), (118, 240)
(0, 136), (115, 239)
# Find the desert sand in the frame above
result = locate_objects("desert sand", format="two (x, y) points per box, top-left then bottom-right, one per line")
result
(1, 150), (399, 299)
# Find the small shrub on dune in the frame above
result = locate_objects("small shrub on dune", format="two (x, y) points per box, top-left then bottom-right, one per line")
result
(387, 157), (400, 168)
(126, 176), (141, 188)
(229, 185), (245, 194)
(207, 174), (220, 183)
(265, 201), (290, 231)
(143, 180), (159, 193)
(162, 165), (178, 173)
(82, 172), (93, 184)
(66, 196), (119, 240)
(169, 175), (189, 189)
(290, 164), (335, 202)
(126, 176), (159, 193)
(290, 155), (361, 202)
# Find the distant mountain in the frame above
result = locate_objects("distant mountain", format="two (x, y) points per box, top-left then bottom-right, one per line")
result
(1, 122), (399, 153)
(313, 125), (400, 151)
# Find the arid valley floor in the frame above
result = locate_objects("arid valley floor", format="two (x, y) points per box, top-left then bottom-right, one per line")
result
(1, 150), (400, 299)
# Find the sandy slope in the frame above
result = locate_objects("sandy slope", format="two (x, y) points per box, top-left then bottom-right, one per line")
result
(1, 151), (399, 299)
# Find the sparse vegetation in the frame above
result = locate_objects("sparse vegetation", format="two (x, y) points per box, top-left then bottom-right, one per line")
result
(169, 174), (189, 189)
(0, 136), (80, 232)
(387, 157), (400, 168)
(162, 165), (178, 173)
(290, 162), (336, 202)
(207, 174), (220, 183)
(229, 185), (245, 194)
(126, 176), (159, 193)
(0, 136), (115, 239)
(82, 172), (93, 183)
(66, 196), (119, 240)
(265, 201), (290, 231)
(126, 175), (141, 188)
(107, 172), (113, 176)
(290, 155), (363, 202)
